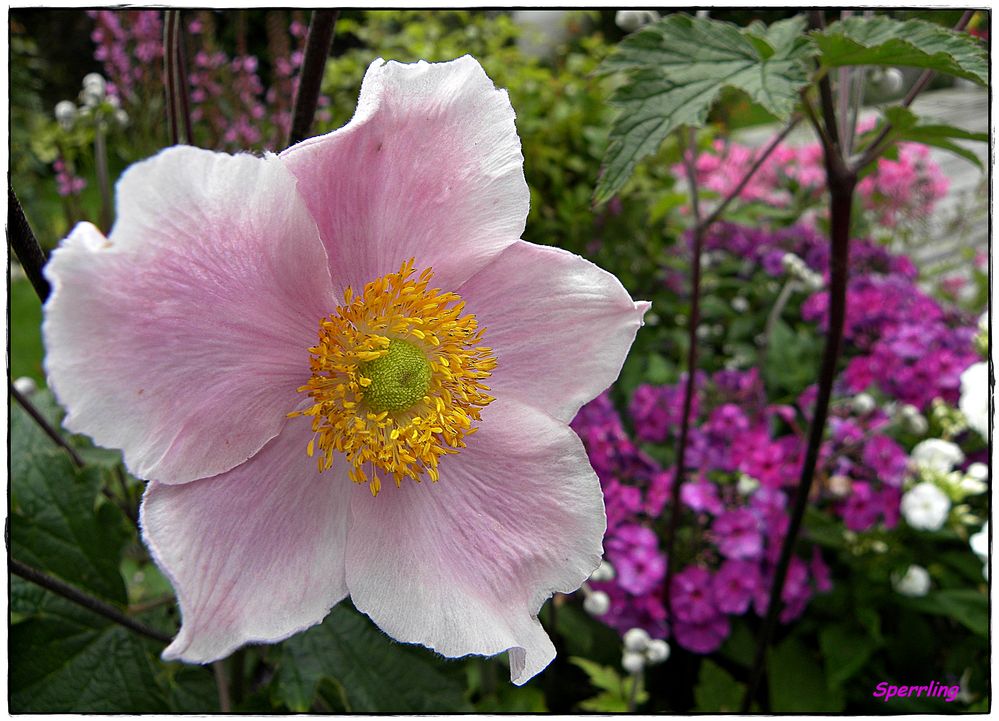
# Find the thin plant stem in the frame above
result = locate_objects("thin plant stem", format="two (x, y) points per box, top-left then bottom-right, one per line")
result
(627, 671), (641, 712)
(8, 188), (50, 302)
(759, 278), (800, 368)
(10, 382), (84, 467)
(163, 11), (179, 146)
(835, 12), (853, 150)
(94, 121), (113, 231)
(287, 10), (339, 147)
(853, 10), (975, 170)
(11, 559), (173, 644)
(741, 55), (857, 712)
(175, 11), (194, 145)
(699, 115), (801, 231)
(213, 661), (233, 713)
(661, 129), (705, 634)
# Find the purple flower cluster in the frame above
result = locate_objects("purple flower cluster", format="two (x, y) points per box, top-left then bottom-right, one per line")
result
(571, 372), (835, 654)
(89, 10), (163, 102)
(570, 217), (979, 653)
(53, 157), (86, 197)
(802, 267), (978, 411)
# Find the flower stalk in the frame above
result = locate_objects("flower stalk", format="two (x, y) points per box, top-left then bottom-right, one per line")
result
(287, 10), (339, 147)
(10, 381), (84, 467)
(11, 558), (173, 644)
(8, 188), (50, 302)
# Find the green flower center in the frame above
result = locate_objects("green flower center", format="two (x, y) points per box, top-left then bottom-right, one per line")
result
(360, 338), (432, 413)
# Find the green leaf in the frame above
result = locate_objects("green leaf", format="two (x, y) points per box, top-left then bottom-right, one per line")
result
(879, 106), (987, 169)
(10, 446), (129, 604)
(769, 637), (845, 712)
(273, 603), (472, 712)
(694, 660), (744, 711)
(813, 16), (987, 85)
(900, 589), (988, 636)
(570, 657), (647, 712)
(595, 14), (815, 203)
(819, 623), (883, 688)
(9, 593), (170, 713)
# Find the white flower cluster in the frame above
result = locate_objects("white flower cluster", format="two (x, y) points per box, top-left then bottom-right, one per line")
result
(621, 628), (670, 674)
(959, 361), (990, 441)
(54, 72), (128, 131)
(892, 564), (930, 597)
(781, 252), (824, 291)
(581, 560), (615, 617)
(900, 440), (987, 532)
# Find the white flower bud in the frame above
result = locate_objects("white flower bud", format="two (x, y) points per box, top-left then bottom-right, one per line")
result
(615, 10), (660, 33)
(731, 296), (749, 313)
(82, 72), (106, 92)
(645, 639), (670, 664)
(115, 109), (130, 127)
(892, 564), (931, 597)
(851, 393), (876, 415)
(583, 590), (610, 617)
(736, 474), (759, 496)
(13, 376), (38, 396)
(54, 100), (77, 126)
(106, 94), (121, 110)
(879, 68), (904, 94)
(622, 650), (646, 674)
(589, 560), (616, 583)
(623, 627), (651, 653)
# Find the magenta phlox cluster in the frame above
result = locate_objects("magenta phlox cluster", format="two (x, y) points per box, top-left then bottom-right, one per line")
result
(804, 274), (978, 410)
(89, 10), (163, 102)
(573, 369), (834, 654)
(53, 158), (86, 197)
(683, 137), (948, 228)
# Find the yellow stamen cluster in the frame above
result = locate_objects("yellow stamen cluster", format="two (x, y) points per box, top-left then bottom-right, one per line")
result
(293, 259), (497, 496)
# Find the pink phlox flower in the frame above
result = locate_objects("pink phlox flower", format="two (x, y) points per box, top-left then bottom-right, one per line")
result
(712, 559), (762, 614)
(606, 524), (666, 596)
(41, 57), (648, 685)
(673, 613), (730, 654)
(712, 509), (764, 560)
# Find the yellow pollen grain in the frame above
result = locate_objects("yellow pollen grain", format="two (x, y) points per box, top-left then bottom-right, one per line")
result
(291, 258), (496, 497)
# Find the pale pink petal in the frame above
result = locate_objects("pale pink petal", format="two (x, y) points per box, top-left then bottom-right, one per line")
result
(458, 241), (649, 423)
(280, 56), (529, 292)
(345, 398), (605, 685)
(43, 146), (334, 483)
(140, 419), (350, 663)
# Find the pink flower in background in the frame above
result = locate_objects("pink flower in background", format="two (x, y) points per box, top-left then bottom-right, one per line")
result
(42, 57), (648, 684)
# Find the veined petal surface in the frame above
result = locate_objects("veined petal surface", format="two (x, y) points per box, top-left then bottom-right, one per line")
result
(345, 397), (605, 685)
(280, 55), (529, 293)
(459, 240), (649, 423)
(140, 419), (351, 663)
(43, 147), (334, 483)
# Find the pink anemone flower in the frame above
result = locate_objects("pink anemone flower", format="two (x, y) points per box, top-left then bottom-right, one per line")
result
(42, 57), (649, 685)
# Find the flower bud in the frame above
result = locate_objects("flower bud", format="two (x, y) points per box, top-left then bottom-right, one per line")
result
(623, 627), (651, 653)
(583, 590), (610, 617)
(850, 393), (875, 415)
(589, 560), (616, 583)
(54, 100), (77, 127)
(622, 650), (646, 674)
(615, 9), (660, 32)
(645, 639), (670, 664)
(731, 296), (749, 313)
(966, 462), (989, 482)
(115, 109), (130, 127)
(13, 376), (38, 396)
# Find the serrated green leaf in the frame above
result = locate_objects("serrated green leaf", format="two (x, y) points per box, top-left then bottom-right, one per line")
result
(10, 447), (129, 604)
(814, 16), (987, 85)
(569, 656), (625, 694)
(595, 14), (814, 203)
(880, 106), (987, 169)
(9, 602), (170, 713)
(274, 603), (472, 712)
